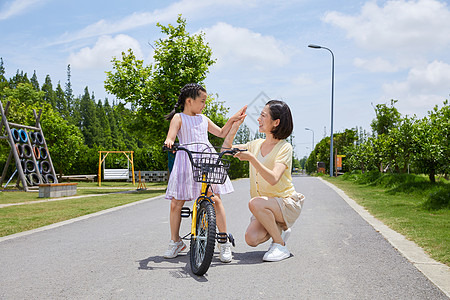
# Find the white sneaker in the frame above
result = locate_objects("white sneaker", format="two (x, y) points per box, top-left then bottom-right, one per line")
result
(268, 228), (292, 250)
(282, 228), (291, 243)
(164, 239), (186, 258)
(217, 242), (232, 263)
(263, 243), (290, 262)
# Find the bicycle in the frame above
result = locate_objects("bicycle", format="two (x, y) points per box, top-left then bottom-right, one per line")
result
(163, 142), (245, 276)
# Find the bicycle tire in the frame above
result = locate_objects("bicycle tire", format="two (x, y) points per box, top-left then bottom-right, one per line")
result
(190, 200), (216, 276)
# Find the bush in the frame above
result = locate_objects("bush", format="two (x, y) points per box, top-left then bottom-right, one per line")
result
(423, 187), (450, 210)
(355, 170), (382, 184)
(227, 157), (248, 179)
(373, 173), (426, 188)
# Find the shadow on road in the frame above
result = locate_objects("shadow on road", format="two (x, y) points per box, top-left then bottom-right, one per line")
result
(137, 254), (209, 282)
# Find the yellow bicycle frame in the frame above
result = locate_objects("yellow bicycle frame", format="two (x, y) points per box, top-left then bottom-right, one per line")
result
(191, 175), (208, 236)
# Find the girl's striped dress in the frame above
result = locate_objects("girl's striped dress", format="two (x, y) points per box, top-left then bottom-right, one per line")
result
(165, 113), (234, 201)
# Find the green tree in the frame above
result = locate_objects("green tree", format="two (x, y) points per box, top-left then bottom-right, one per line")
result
(96, 100), (112, 148)
(202, 94), (229, 147)
(105, 15), (215, 147)
(104, 99), (123, 149)
(41, 106), (84, 178)
(79, 87), (101, 147)
(65, 65), (74, 122)
(9, 70), (30, 89)
(30, 71), (39, 91)
(41, 75), (56, 108)
(371, 99), (401, 136)
(55, 81), (68, 119)
(412, 100), (449, 182)
(1, 82), (83, 178)
(0, 58), (7, 93)
(233, 123), (251, 144)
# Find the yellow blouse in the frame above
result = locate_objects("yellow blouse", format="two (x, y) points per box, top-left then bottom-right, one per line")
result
(244, 139), (296, 198)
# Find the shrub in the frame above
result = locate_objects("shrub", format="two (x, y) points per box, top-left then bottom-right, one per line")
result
(423, 187), (450, 210)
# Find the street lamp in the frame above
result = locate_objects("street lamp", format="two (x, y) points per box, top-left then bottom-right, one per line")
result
(308, 44), (335, 177)
(305, 127), (314, 153)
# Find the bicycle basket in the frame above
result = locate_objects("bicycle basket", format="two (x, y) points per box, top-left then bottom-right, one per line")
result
(192, 156), (231, 184)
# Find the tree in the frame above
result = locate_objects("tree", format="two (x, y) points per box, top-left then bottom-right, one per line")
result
(0, 82), (83, 178)
(0, 58), (7, 93)
(233, 123), (251, 144)
(9, 70), (30, 89)
(103, 99), (123, 149)
(78, 87), (101, 147)
(41, 75), (56, 108)
(370, 99), (401, 137)
(65, 65), (74, 121)
(412, 100), (449, 182)
(41, 106), (84, 178)
(55, 81), (68, 119)
(30, 71), (39, 91)
(96, 100), (112, 148)
(105, 15), (215, 147)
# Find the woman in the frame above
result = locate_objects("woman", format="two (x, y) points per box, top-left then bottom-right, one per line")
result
(223, 100), (305, 262)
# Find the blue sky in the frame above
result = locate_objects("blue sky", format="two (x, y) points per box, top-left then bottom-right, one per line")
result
(1, 0), (449, 158)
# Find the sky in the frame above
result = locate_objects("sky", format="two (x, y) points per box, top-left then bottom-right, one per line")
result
(1, 0), (449, 159)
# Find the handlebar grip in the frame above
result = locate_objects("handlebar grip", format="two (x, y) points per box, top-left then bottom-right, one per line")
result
(162, 142), (180, 151)
(223, 148), (247, 155)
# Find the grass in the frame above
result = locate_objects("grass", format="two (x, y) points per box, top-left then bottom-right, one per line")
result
(0, 181), (166, 237)
(323, 173), (450, 266)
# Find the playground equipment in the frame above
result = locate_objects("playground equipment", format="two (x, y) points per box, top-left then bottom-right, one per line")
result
(0, 101), (58, 191)
(136, 170), (147, 191)
(98, 151), (135, 186)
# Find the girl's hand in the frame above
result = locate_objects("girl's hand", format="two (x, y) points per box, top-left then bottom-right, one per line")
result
(231, 114), (246, 131)
(164, 139), (174, 149)
(230, 105), (247, 122)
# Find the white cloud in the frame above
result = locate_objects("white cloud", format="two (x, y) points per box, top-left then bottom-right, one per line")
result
(55, 0), (247, 45)
(354, 57), (400, 72)
(68, 34), (143, 70)
(0, 0), (45, 20)
(382, 60), (450, 114)
(202, 22), (291, 70)
(323, 0), (450, 52)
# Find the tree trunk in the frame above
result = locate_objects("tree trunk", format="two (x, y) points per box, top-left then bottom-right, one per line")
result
(428, 169), (436, 183)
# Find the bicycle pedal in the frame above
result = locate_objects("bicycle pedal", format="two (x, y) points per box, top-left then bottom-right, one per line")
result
(216, 232), (228, 243)
(180, 207), (191, 218)
(228, 233), (236, 247)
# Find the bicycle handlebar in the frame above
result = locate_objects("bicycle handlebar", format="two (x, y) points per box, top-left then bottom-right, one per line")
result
(162, 143), (246, 166)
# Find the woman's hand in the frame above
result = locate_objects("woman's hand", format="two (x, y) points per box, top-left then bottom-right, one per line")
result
(234, 150), (254, 162)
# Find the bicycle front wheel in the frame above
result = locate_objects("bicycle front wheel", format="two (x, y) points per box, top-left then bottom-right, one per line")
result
(190, 200), (216, 276)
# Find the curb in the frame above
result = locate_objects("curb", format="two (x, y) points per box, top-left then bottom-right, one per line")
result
(319, 177), (450, 298)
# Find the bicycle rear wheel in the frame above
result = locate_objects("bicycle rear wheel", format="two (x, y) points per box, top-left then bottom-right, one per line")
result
(190, 200), (216, 276)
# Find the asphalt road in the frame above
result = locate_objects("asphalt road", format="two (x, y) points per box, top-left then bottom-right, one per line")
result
(0, 176), (448, 299)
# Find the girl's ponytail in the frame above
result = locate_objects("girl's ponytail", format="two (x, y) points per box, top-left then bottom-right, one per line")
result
(165, 102), (179, 121)
(165, 83), (206, 120)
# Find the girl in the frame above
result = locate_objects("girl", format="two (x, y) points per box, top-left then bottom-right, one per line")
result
(163, 83), (246, 263)
(223, 100), (305, 262)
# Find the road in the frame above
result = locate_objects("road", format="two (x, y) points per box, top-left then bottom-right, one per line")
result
(0, 176), (448, 299)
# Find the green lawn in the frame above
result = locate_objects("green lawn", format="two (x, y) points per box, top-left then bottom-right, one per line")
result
(0, 181), (166, 237)
(323, 175), (450, 266)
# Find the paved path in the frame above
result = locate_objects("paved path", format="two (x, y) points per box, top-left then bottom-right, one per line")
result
(0, 176), (448, 299)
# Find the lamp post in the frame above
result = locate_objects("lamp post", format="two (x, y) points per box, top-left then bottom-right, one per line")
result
(308, 44), (335, 177)
(305, 127), (314, 153)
